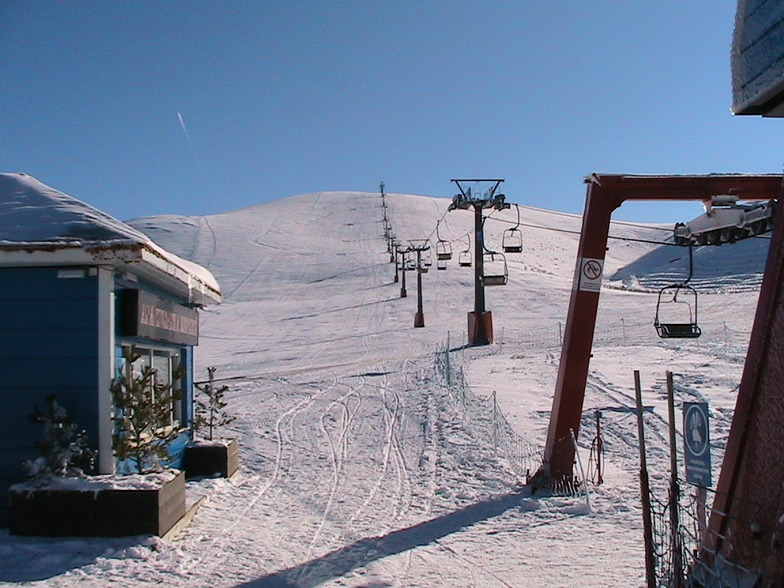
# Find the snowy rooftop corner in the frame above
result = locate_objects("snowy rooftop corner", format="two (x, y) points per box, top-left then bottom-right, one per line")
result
(0, 173), (221, 305)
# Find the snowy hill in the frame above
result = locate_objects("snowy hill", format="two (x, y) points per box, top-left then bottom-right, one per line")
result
(0, 190), (764, 586)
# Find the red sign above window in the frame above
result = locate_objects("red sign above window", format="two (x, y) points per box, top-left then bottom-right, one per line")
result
(120, 289), (199, 346)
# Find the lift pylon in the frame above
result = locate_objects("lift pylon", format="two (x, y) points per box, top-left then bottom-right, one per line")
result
(448, 179), (509, 346)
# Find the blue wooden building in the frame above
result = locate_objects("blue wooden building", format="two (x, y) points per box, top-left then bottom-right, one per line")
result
(0, 173), (221, 526)
(731, 0), (784, 116)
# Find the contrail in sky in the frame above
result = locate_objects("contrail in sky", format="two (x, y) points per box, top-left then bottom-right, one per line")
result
(177, 111), (201, 164)
(177, 111), (209, 188)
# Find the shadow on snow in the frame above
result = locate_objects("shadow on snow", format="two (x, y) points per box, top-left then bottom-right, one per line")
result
(239, 488), (530, 588)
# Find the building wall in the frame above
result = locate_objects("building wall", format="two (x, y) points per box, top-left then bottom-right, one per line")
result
(0, 267), (100, 526)
(731, 0), (784, 114)
(0, 269), (201, 527)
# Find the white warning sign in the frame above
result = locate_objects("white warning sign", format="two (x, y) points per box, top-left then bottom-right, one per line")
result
(579, 257), (604, 292)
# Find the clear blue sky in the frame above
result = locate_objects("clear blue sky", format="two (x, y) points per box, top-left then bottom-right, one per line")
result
(2, 1), (782, 224)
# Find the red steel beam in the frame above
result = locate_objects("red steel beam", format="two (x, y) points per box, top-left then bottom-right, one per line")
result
(703, 178), (784, 562)
(542, 173), (781, 483)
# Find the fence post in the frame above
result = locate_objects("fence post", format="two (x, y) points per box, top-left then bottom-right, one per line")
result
(570, 428), (591, 512)
(667, 371), (684, 588)
(460, 367), (467, 408)
(492, 391), (498, 449)
(446, 344), (452, 388)
(635, 370), (657, 588)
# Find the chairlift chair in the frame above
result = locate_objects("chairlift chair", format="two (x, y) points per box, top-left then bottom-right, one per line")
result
(404, 252), (416, 271)
(502, 204), (523, 253)
(435, 220), (453, 260)
(423, 248), (433, 268)
(419, 252), (430, 273)
(437, 257), (447, 270)
(436, 240), (452, 260)
(654, 285), (701, 338)
(458, 235), (472, 267)
(502, 228), (523, 253)
(483, 251), (508, 286)
(653, 244), (701, 339)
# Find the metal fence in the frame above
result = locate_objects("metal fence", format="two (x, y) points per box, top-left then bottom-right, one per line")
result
(433, 338), (544, 481)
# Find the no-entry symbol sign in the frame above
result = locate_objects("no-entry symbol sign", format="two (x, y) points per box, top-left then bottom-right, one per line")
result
(578, 257), (604, 292)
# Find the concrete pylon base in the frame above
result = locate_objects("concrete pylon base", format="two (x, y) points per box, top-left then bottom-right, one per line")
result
(467, 311), (493, 345)
(414, 312), (425, 328)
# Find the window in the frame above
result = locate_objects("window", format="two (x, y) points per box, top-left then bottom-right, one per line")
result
(120, 345), (183, 428)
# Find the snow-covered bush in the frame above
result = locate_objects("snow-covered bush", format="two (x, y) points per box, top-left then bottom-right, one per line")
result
(193, 366), (235, 442)
(111, 346), (183, 474)
(23, 394), (96, 485)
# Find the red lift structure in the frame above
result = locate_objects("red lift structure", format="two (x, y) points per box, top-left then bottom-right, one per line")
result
(539, 173), (781, 488)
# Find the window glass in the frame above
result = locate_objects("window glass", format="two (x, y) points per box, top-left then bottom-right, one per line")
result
(120, 345), (183, 428)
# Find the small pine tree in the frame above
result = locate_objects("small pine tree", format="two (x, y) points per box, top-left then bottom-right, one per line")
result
(193, 366), (235, 442)
(111, 346), (183, 474)
(23, 394), (96, 484)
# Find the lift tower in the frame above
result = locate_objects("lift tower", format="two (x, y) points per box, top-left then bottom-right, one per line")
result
(408, 239), (430, 328)
(448, 179), (509, 345)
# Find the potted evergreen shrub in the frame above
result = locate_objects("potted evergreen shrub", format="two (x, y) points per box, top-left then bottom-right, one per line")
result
(183, 366), (239, 478)
(103, 346), (187, 535)
(9, 394), (99, 536)
(10, 347), (187, 537)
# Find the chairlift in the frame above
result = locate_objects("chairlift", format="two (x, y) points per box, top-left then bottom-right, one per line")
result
(436, 240), (452, 260)
(437, 257), (447, 270)
(483, 251), (508, 286)
(419, 251), (430, 273)
(458, 236), (472, 267)
(423, 248), (433, 268)
(502, 204), (523, 253)
(435, 220), (453, 260)
(654, 286), (701, 338)
(653, 245), (701, 339)
(404, 252), (416, 271)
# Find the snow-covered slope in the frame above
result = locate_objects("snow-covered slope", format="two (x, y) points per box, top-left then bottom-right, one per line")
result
(0, 190), (763, 587)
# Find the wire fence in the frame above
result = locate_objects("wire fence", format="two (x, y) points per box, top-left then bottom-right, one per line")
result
(431, 315), (765, 587)
(626, 398), (781, 588)
(642, 479), (782, 587)
(433, 337), (544, 482)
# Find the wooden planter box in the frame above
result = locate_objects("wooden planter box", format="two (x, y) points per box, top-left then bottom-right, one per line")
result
(183, 439), (239, 479)
(9, 470), (185, 537)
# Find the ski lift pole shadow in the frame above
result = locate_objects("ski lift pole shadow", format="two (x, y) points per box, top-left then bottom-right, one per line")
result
(237, 488), (530, 588)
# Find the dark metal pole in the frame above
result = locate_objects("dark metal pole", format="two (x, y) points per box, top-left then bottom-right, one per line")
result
(470, 203), (490, 345)
(635, 370), (657, 588)
(415, 249), (425, 327)
(400, 250), (408, 298)
(393, 246), (399, 283)
(595, 410), (604, 485)
(474, 203), (486, 315)
(667, 371), (684, 588)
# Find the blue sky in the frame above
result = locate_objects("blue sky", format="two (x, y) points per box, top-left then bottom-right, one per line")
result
(2, 1), (782, 224)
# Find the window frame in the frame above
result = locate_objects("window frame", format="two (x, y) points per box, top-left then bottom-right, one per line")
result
(119, 344), (184, 429)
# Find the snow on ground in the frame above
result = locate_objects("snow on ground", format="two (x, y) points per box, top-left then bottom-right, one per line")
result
(0, 190), (763, 587)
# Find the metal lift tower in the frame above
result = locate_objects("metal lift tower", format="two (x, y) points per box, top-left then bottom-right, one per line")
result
(448, 179), (509, 345)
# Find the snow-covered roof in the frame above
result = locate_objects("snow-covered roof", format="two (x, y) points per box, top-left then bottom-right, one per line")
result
(0, 173), (221, 305)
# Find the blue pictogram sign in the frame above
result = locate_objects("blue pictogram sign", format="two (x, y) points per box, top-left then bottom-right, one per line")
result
(683, 402), (711, 487)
